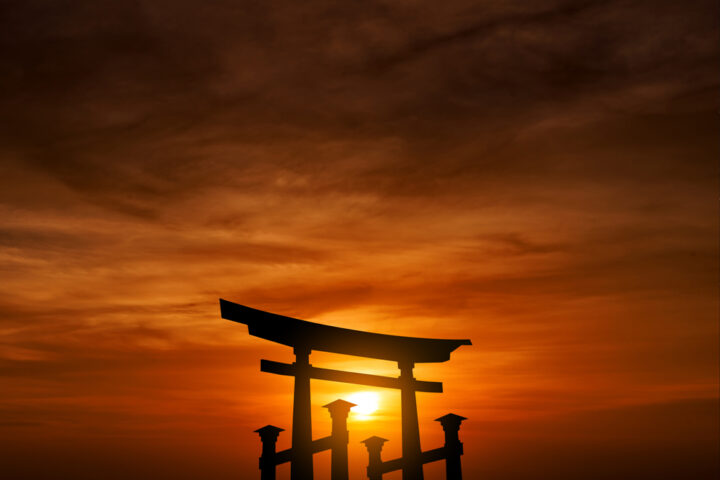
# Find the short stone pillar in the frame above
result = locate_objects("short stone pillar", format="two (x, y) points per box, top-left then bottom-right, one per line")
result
(435, 414), (466, 480)
(324, 399), (356, 480)
(362, 436), (389, 480)
(255, 425), (284, 480)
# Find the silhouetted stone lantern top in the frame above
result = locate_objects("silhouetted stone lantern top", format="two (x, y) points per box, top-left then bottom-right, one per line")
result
(436, 414), (467, 443)
(362, 436), (389, 451)
(324, 399), (356, 417)
(255, 425), (284, 439)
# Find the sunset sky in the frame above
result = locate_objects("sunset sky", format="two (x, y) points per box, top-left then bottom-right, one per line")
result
(0, 0), (717, 479)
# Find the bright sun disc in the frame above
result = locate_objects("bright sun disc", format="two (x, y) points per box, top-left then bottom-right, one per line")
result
(346, 391), (380, 418)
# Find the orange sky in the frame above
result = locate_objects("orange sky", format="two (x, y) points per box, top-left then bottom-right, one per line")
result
(0, 1), (718, 479)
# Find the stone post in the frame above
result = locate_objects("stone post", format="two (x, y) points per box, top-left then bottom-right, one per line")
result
(435, 414), (467, 480)
(324, 399), (356, 480)
(362, 436), (389, 480)
(255, 425), (284, 480)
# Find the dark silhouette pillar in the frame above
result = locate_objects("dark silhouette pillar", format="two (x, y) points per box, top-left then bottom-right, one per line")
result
(398, 360), (423, 480)
(435, 414), (467, 480)
(362, 436), (389, 480)
(291, 347), (313, 480)
(324, 399), (356, 480)
(255, 425), (284, 480)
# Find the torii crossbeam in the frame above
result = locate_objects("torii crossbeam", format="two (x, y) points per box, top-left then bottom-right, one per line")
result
(220, 299), (471, 480)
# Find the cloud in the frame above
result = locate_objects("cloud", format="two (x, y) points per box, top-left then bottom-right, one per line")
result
(0, 0), (716, 478)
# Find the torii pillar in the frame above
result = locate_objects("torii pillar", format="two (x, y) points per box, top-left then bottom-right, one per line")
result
(399, 360), (424, 480)
(291, 347), (313, 480)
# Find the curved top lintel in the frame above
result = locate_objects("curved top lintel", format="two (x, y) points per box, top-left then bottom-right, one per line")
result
(220, 299), (471, 363)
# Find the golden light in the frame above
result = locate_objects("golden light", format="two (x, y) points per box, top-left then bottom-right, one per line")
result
(345, 391), (380, 419)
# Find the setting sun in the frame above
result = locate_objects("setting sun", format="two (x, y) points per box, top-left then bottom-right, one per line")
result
(345, 391), (381, 419)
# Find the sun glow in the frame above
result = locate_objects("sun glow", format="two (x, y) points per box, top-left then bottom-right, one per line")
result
(345, 391), (380, 419)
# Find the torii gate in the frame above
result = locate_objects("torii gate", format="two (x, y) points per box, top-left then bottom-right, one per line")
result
(220, 299), (471, 480)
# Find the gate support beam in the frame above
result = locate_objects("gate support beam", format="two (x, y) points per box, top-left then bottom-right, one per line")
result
(260, 359), (443, 393)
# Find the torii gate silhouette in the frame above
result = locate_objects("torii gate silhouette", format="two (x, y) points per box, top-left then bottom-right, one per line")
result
(220, 299), (471, 480)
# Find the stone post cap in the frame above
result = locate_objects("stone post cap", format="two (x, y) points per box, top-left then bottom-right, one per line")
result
(254, 425), (285, 438)
(361, 436), (389, 449)
(323, 399), (357, 413)
(435, 413), (467, 428)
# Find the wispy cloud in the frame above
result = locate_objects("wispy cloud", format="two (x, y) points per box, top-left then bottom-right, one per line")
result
(0, 0), (716, 478)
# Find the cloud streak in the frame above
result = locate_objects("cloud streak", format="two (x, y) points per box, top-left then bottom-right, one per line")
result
(0, 0), (717, 478)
